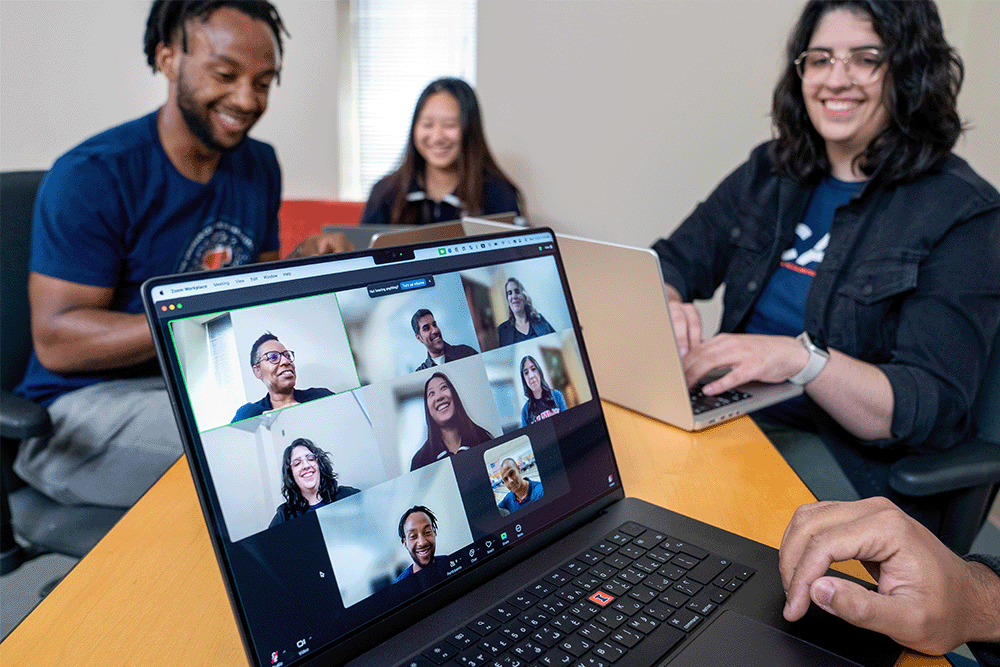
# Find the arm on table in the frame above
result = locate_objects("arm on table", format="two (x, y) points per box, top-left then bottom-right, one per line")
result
(29, 273), (155, 374)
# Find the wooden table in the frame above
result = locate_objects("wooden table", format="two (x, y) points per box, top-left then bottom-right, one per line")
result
(0, 404), (945, 666)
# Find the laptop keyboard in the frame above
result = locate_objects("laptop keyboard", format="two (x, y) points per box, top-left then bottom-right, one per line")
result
(689, 383), (752, 416)
(400, 521), (755, 667)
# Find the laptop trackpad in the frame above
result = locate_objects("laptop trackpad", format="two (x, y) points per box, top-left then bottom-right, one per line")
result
(666, 610), (864, 667)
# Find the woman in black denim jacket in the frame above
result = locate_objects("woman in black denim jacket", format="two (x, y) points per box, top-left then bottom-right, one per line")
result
(652, 0), (1000, 529)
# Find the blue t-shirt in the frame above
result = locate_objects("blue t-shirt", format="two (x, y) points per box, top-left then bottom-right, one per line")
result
(17, 111), (281, 405)
(745, 176), (861, 425)
(499, 479), (544, 513)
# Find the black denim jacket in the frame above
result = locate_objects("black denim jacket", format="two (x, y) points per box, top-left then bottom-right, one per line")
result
(653, 142), (1000, 456)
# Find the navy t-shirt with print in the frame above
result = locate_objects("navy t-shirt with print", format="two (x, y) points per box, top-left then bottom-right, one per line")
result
(744, 176), (861, 424)
(17, 111), (281, 405)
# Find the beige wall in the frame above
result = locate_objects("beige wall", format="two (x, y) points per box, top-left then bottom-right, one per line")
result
(477, 0), (1000, 247)
(0, 0), (340, 199)
(1, 0), (996, 224)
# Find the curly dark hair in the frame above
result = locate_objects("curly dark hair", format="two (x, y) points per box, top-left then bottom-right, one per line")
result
(279, 438), (339, 517)
(386, 77), (522, 225)
(770, 0), (963, 186)
(144, 0), (288, 78)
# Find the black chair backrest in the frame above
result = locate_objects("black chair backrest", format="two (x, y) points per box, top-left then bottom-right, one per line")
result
(1, 171), (46, 392)
(975, 324), (1000, 443)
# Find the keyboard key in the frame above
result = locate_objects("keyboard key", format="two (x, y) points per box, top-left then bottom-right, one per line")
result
(520, 610), (550, 628)
(539, 595), (570, 616)
(605, 531), (632, 546)
(456, 647), (490, 667)
(708, 589), (730, 604)
(546, 571), (572, 587)
(562, 561), (589, 576)
(501, 620), (533, 642)
(601, 579), (632, 596)
(733, 564), (756, 581)
(589, 563), (617, 580)
(557, 635), (594, 657)
(668, 609), (703, 633)
(422, 641), (456, 664)
(528, 581), (557, 598)
(511, 639), (546, 660)
(686, 598), (716, 616)
(538, 649), (575, 666)
(590, 541), (618, 556)
(662, 538), (708, 560)
(673, 579), (702, 597)
(617, 567), (647, 585)
(489, 604), (517, 622)
(657, 564), (686, 581)
(611, 598), (643, 616)
(643, 600), (674, 621)
(658, 589), (691, 608)
(671, 554), (699, 570)
(577, 621), (610, 642)
(468, 614), (500, 636)
(399, 656), (436, 667)
(618, 544), (647, 560)
(618, 522), (646, 537)
(603, 554), (633, 570)
(551, 613), (583, 633)
(594, 609), (627, 629)
(568, 601), (601, 620)
(626, 587), (658, 604)
(508, 592), (538, 610)
(578, 551), (603, 565)
(724, 578), (743, 592)
(608, 626), (643, 648)
(447, 630), (476, 649)
(627, 614), (659, 635)
(532, 627), (564, 647)
(686, 556), (731, 585)
(556, 586), (587, 603)
(631, 557), (660, 574)
(630, 532), (665, 549)
(570, 658), (610, 667)
(593, 641), (626, 663)
(573, 575), (603, 591)
(646, 547), (674, 563)
(478, 635), (511, 655)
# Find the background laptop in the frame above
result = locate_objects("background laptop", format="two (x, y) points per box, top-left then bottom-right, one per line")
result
(555, 234), (803, 430)
(321, 223), (416, 250)
(143, 228), (897, 667)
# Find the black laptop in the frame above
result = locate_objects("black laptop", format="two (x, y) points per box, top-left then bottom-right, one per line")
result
(142, 227), (901, 667)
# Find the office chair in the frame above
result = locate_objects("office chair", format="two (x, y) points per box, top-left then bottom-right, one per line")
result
(1, 170), (125, 577)
(889, 323), (1000, 555)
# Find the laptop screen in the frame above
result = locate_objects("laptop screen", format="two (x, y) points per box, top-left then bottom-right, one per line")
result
(143, 228), (621, 666)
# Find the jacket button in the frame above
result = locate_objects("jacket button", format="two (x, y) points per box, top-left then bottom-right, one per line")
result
(862, 284), (873, 296)
(730, 227), (741, 240)
(747, 280), (758, 292)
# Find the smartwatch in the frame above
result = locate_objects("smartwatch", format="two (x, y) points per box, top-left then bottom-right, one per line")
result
(788, 332), (829, 386)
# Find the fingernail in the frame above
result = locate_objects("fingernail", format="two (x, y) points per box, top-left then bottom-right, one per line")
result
(812, 580), (835, 608)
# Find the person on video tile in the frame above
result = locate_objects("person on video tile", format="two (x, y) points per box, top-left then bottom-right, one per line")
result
(410, 372), (494, 471)
(497, 458), (544, 513)
(394, 505), (441, 582)
(269, 439), (359, 527)
(412, 309), (477, 371)
(497, 278), (555, 346)
(519, 355), (568, 427)
(232, 334), (333, 422)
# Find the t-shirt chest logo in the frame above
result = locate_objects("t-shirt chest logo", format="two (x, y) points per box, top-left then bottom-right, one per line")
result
(178, 219), (256, 273)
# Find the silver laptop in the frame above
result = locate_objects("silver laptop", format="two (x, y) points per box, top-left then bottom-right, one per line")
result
(321, 223), (416, 250)
(556, 234), (803, 430)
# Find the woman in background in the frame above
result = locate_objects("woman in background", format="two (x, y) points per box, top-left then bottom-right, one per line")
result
(497, 277), (555, 345)
(361, 77), (523, 226)
(269, 438), (359, 527)
(410, 372), (494, 471)
(519, 355), (568, 427)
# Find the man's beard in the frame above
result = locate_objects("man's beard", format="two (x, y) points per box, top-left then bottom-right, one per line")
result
(177, 68), (247, 153)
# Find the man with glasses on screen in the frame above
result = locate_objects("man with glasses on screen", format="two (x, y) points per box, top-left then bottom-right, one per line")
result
(232, 334), (333, 422)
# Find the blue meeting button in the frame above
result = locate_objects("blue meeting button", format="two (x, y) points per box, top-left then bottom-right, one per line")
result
(401, 278), (427, 290)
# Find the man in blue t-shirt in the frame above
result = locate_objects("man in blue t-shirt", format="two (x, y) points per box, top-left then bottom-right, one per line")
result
(497, 458), (544, 514)
(14, 1), (349, 509)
